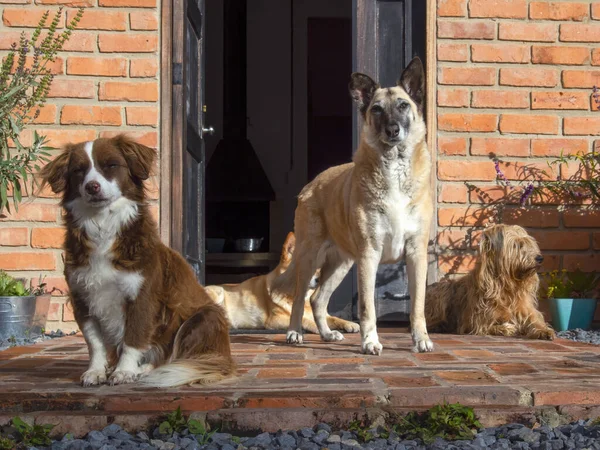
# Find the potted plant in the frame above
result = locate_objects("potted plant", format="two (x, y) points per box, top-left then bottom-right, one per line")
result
(0, 7), (82, 214)
(540, 269), (599, 332)
(0, 271), (51, 341)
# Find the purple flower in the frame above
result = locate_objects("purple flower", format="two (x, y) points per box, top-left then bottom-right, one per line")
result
(520, 183), (534, 206)
(494, 160), (512, 186)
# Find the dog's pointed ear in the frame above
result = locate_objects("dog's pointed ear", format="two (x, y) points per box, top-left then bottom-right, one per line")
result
(398, 57), (425, 111)
(113, 134), (156, 181)
(39, 147), (72, 194)
(281, 232), (296, 264)
(349, 73), (379, 116)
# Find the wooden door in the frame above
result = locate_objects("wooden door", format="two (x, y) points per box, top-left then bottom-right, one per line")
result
(352, 0), (426, 321)
(171, 0), (208, 284)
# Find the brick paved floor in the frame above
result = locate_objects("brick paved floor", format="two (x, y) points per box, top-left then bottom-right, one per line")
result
(1, 328), (600, 437)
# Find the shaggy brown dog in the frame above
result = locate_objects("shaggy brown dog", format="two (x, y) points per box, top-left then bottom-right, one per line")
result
(426, 224), (555, 340)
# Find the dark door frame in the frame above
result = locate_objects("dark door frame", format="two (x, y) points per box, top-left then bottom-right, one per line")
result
(160, 0), (438, 279)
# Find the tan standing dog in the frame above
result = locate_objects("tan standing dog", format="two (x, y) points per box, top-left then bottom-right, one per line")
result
(273, 57), (434, 355)
(426, 224), (555, 340)
(205, 232), (360, 334)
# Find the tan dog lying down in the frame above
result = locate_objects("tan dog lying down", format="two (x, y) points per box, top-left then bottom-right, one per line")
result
(205, 232), (360, 333)
(426, 224), (555, 340)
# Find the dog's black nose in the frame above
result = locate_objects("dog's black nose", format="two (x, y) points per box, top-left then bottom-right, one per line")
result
(385, 124), (400, 138)
(535, 255), (544, 264)
(85, 181), (101, 195)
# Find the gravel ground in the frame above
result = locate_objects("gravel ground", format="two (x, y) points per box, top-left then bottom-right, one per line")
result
(18, 420), (600, 450)
(0, 330), (77, 352)
(556, 328), (600, 345)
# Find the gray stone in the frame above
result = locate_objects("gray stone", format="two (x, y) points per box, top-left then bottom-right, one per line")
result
(327, 445), (342, 450)
(546, 439), (565, 450)
(102, 424), (122, 437)
(115, 430), (133, 441)
(509, 427), (540, 444)
(484, 435), (497, 446)
(185, 441), (201, 450)
(393, 445), (406, 450)
(368, 438), (389, 448)
(65, 440), (91, 450)
(299, 442), (319, 450)
(210, 432), (232, 444)
(275, 433), (296, 447)
(472, 437), (487, 448)
(341, 431), (356, 441)
(312, 429), (329, 443)
(87, 431), (107, 442)
(221, 445), (236, 450)
(137, 432), (151, 442)
(98, 445), (117, 450)
(316, 423), (331, 434)
(341, 438), (361, 447)
(327, 434), (342, 443)
(299, 427), (315, 438)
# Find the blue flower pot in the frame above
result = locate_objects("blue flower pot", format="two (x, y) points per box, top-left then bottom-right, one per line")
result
(548, 298), (598, 332)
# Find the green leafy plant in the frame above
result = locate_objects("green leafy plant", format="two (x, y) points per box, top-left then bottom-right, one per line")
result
(157, 407), (216, 445)
(158, 407), (187, 435)
(0, 271), (28, 296)
(10, 416), (54, 447)
(541, 269), (600, 300)
(389, 403), (482, 444)
(348, 419), (374, 442)
(0, 436), (16, 450)
(0, 7), (83, 214)
(187, 418), (216, 445)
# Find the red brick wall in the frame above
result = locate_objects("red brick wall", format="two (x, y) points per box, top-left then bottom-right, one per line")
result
(436, 0), (600, 284)
(0, 0), (159, 331)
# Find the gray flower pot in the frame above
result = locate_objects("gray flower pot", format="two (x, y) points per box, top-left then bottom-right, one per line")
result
(0, 294), (51, 340)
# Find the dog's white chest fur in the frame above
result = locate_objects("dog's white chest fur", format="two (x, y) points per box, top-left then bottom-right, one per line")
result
(377, 156), (420, 264)
(67, 197), (144, 344)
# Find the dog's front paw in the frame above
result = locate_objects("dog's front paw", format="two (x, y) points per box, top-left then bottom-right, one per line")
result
(321, 330), (344, 342)
(532, 327), (556, 341)
(109, 370), (140, 385)
(362, 340), (383, 356)
(361, 331), (383, 355)
(286, 330), (303, 344)
(343, 321), (360, 333)
(81, 369), (107, 387)
(412, 335), (434, 353)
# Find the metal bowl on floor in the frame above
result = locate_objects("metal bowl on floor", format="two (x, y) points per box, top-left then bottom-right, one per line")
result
(233, 237), (264, 253)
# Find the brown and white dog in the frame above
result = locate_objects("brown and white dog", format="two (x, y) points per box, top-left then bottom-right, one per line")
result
(205, 232), (360, 334)
(40, 135), (235, 387)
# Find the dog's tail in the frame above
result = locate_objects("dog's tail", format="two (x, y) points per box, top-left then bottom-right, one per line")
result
(141, 303), (236, 388)
(141, 354), (235, 387)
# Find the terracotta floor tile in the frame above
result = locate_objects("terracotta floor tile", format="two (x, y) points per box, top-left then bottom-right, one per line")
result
(434, 370), (499, 385)
(488, 362), (538, 376)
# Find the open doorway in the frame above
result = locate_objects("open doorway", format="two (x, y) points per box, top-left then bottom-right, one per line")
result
(182, 0), (429, 322)
(203, 0), (353, 288)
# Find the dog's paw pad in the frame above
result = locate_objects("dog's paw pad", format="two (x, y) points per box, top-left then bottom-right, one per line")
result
(362, 341), (383, 356)
(412, 337), (434, 353)
(109, 370), (139, 385)
(81, 369), (107, 387)
(286, 330), (303, 345)
(322, 330), (344, 342)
